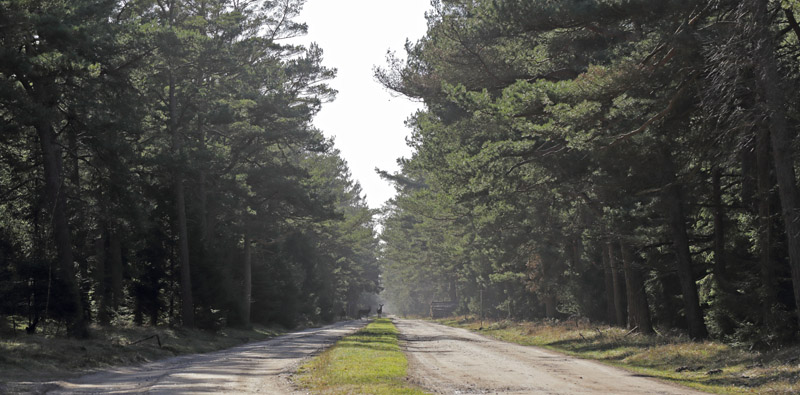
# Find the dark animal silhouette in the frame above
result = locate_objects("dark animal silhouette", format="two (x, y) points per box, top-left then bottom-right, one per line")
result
(377, 304), (384, 318)
(357, 307), (371, 318)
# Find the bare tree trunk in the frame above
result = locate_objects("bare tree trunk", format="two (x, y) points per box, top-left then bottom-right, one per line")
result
(607, 242), (626, 327)
(169, 71), (194, 328)
(750, 0), (800, 328)
(36, 120), (87, 338)
(620, 241), (653, 334)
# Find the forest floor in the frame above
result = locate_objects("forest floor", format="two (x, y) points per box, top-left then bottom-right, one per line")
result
(438, 317), (800, 394)
(0, 320), (364, 393)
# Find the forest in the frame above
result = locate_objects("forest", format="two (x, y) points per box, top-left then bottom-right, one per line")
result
(378, 0), (800, 344)
(5, 0), (800, 349)
(0, 0), (381, 337)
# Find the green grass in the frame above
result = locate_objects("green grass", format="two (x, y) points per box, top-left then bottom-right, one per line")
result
(0, 322), (284, 392)
(440, 317), (800, 394)
(295, 318), (429, 395)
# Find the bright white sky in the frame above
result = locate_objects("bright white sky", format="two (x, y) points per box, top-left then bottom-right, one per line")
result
(289, 0), (431, 209)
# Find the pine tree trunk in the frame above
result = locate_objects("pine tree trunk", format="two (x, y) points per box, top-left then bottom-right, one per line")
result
(571, 236), (584, 272)
(169, 71), (194, 328)
(602, 244), (616, 324)
(109, 229), (124, 310)
(713, 167), (736, 335)
(199, 117), (210, 245)
(94, 228), (110, 325)
(242, 233), (252, 328)
(200, 171), (208, 242)
(607, 242), (626, 327)
(175, 161), (193, 328)
(757, 126), (778, 320)
(544, 294), (557, 318)
(663, 166), (708, 339)
(712, 168), (731, 291)
(67, 130), (80, 191)
(750, 0), (800, 328)
(620, 241), (653, 334)
(36, 120), (87, 338)
(741, 141), (758, 211)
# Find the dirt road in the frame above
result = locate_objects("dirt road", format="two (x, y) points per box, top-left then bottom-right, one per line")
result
(31, 320), (367, 394)
(397, 319), (703, 394)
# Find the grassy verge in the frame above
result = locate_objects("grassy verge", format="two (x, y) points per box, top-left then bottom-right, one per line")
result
(295, 318), (428, 395)
(440, 317), (800, 394)
(0, 323), (284, 390)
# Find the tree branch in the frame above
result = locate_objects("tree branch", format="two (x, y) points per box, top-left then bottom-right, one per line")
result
(784, 8), (800, 44)
(605, 84), (688, 148)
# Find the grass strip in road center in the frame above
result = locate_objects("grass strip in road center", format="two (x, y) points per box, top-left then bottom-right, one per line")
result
(295, 318), (428, 394)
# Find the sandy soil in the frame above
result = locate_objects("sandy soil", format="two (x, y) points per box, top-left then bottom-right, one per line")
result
(17, 320), (367, 394)
(397, 319), (704, 395)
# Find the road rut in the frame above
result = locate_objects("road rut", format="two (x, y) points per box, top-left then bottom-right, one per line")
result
(397, 319), (702, 394)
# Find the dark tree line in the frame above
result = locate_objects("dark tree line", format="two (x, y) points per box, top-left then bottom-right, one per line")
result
(379, 0), (800, 343)
(0, 0), (380, 337)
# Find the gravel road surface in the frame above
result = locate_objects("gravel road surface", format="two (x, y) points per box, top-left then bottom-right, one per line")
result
(397, 319), (703, 394)
(35, 320), (367, 394)
(11, 318), (705, 394)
